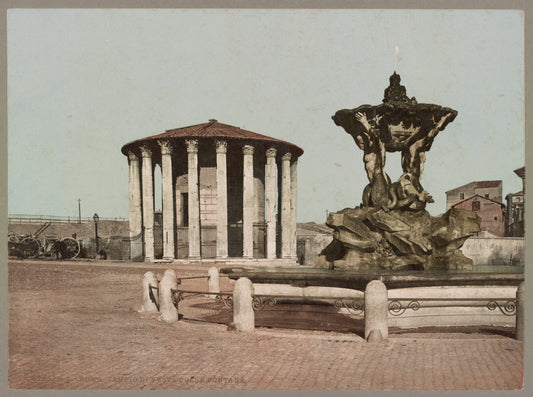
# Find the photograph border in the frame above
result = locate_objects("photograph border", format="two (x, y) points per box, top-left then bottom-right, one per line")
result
(1, 1), (531, 396)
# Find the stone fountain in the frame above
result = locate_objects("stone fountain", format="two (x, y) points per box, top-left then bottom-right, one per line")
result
(221, 73), (523, 340)
(222, 72), (522, 293)
(315, 72), (480, 271)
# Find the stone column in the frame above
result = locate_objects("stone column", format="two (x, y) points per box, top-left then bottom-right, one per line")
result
(280, 152), (292, 259)
(141, 271), (159, 312)
(207, 266), (220, 299)
(186, 139), (201, 260)
(516, 281), (525, 341)
(159, 140), (175, 260)
(215, 140), (228, 260)
(364, 280), (389, 342)
(127, 151), (143, 261)
(233, 277), (255, 331)
(159, 269), (179, 323)
(290, 158), (298, 260)
(242, 145), (255, 259)
(265, 148), (277, 259)
(140, 145), (154, 261)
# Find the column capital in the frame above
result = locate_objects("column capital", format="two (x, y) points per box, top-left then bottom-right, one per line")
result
(158, 140), (173, 155)
(185, 139), (198, 153)
(127, 150), (139, 162)
(281, 152), (292, 161)
(215, 139), (228, 154)
(140, 145), (152, 158)
(242, 144), (255, 156)
(266, 147), (277, 158)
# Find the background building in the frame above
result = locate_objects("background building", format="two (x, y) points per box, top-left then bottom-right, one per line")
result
(445, 180), (502, 210)
(121, 120), (303, 262)
(505, 166), (525, 237)
(451, 195), (505, 237)
(446, 180), (505, 237)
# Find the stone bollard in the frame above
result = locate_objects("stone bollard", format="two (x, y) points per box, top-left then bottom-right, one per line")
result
(142, 271), (159, 312)
(364, 280), (388, 342)
(159, 269), (179, 323)
(516, 281), (525, 341)
(233, 277), (255, 331)
(207, 267), (220, 299)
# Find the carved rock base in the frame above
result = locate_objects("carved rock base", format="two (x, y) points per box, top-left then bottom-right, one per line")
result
(315, 207), (480, 271)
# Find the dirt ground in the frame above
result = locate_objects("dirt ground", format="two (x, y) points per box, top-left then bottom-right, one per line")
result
(8, 258), (525, 390)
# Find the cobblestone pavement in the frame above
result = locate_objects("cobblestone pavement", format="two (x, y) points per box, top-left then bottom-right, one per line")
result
(8, 259), (525, 390)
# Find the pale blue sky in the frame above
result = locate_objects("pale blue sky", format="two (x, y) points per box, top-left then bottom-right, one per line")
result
(8, 9), (524, 222)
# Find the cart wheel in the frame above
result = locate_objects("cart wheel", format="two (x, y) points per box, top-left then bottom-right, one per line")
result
(51, 240), (63, 259)
(8, 234), (20, 244)
(21, 237), (40, 258)
(61, 237), (80, 259)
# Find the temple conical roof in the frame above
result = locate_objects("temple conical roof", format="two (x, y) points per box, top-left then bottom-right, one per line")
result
(121, 119), (304, 157)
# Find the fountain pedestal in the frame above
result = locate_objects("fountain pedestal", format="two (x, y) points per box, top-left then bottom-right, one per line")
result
(316, 206), (480, 271)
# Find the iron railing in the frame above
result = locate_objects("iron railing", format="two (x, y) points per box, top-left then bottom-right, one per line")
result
(251, 294), (365, 314)
(387, 297), (517, 316)
(8, 214), (127, 224)
(169, 275), (233, 322)
(148, 284), (160, 311)
(172, 289), (234, 310)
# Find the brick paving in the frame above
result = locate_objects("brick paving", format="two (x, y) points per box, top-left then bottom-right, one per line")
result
(8, 258), (525, 390)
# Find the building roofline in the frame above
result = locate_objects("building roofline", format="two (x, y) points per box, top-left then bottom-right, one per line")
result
(445, 181), (474, 194)
(121, 120), (304, 157)
(506, 190), (524, 197)
(514, 166), (525, 179)
(451, 194), (505, 208)
(445, 180), (502, 194)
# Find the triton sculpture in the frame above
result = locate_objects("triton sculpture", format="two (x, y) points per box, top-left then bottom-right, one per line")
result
(316, 72), (480, 271)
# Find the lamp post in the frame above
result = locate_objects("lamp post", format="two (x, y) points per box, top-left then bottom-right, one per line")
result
(93, 213), (99, 256)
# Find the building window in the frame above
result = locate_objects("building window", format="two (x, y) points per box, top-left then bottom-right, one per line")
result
(460, 193), (464, 200)
(472, 201), (480, 211)
(494, 216), (498, 221)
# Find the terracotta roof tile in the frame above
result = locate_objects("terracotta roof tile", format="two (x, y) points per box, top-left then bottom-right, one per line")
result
(514, 167), (525, 179)
(474, 181), (501, 189)
(121, 120), (304, 156)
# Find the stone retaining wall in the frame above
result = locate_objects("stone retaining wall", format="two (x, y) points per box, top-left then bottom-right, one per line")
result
(8, 220), (129, 240)
(460, 236), (524, 266)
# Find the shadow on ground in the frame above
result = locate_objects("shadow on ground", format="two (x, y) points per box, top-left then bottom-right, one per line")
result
(180, 298), (517, 340)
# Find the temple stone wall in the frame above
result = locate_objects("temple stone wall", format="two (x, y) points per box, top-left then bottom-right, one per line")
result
(227, 146), (244, 225)
(253, 155), (266, 223)
(199, 166), (217, 226)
